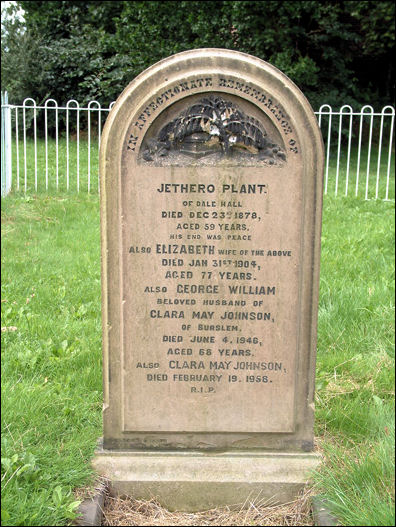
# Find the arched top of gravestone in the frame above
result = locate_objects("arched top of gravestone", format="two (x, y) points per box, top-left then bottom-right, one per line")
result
(100, 48), (323, 175)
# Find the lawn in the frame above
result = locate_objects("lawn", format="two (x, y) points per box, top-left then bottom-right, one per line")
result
(1, 188), (395, 524)
(1, 193), (102, 525)
(314, 195), (395, 526)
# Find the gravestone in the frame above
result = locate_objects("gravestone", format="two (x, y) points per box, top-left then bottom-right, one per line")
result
(93, 49), (323, 511)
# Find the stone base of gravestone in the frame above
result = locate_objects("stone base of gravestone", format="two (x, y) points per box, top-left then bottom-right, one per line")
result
(93, 447), (321, 511)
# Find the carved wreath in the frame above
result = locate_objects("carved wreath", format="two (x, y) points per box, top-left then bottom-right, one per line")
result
(142, 96), (286, 163)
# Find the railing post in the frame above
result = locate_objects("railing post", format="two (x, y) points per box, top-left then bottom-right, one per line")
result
(317, 104), (332, 195)
(1, 91), (12, 197)
(87, 100), (101, 193)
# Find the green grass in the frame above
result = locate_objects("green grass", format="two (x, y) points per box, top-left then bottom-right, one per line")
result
(1, 168), (395, 524)
(314, 196), (395, 526)
(1, 194), (102, 526)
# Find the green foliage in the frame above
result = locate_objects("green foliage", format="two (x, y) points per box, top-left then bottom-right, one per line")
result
(1, 2), (48, 102)
(2, 1), (394, 109)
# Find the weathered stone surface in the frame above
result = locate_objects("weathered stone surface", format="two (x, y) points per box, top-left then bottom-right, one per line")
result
(93, 448), (321, 512)
(96, 48), (324, 507)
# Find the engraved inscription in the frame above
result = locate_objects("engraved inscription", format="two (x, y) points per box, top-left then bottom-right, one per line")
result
(122, 163), (301, 432)
(124, 76), (299, 157)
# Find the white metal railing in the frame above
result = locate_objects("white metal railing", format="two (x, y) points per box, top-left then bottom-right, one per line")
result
(1, 92), (12, 197)
(317, 104), (395, 201)
(1, 93), (395, 200)
(1, 93), (116, 195)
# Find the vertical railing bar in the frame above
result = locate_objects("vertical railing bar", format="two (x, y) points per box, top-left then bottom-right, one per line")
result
(66, 105), (69, 191)
(98, 107), (102, 193)
(33, 102), (37, 191)
(364, 106), (374, 200)
(88, 106), (91, 193)
(317, 108), (323, 190)
(76, 105), (80, 192)
(384, 108), (395, 201)
(1, 92), (5, 196)
(1, 92), (13, 196)
(65, 100), (79, 192)
(375, 113), (385, 200)
(341, 106), (353, 196)
(22, 99), (32, 193)
(15, 107), (19, 190)
(355, 110), (364, 196)
(45, 105), (48, 191)
(98, 109), (102, 149)
(326, 111), (332, 195)
(8, 96), (12, 195)
(317, 110), (322, 129)
(55, 105), (59, 190)
(101, 102), (115, 195)
(335, 109), (343, 196)
(21, 98), (39, 193)
(318, 105), (332, 195)
(44, 99), (58, 192)
(87, 100), (102, 193)
(23, 104), (26, 192)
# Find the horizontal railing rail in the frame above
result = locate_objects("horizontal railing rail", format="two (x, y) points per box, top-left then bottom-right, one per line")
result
(1, 94), (395, 200)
